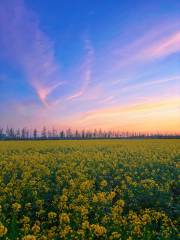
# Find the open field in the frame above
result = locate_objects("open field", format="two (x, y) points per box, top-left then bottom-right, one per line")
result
(0, 140), (179, 239)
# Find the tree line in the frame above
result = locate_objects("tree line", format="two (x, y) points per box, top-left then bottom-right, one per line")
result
(0, 127), (179, 140)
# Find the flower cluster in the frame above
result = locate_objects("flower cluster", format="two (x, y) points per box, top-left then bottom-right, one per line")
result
(0, 139), (179, 239)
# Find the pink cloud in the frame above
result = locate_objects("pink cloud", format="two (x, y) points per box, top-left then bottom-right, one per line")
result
(0, 0), (64, 105)
(108, 21), (180, 70)
(141, 31), (180, 60)
(66, 90), (84, 101)
(98, 96), (114, 104)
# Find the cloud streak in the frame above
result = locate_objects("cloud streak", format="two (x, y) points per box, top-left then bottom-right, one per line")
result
(140, 31), (180, 60)
(109, 22), (180, 71)
(0, 0), (64, 105)
(66, 38), (94, 101)
(117, 75), (180, 92)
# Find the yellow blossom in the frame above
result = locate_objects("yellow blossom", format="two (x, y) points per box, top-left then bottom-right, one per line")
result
(107, 191), (116, 201)
(0, 224), (7, 237)
(133, 225), (141, 236)
(21, 216), (30, 224)
(22, 235), (36, 240)
(91, 224), (107, 237)
(100, 180), (107, 188)
(93, 192), (106, 203)
(59, 213), (70, 224)
(109, 231), (121, 239)
(32, 224), (40, 234)
(80, 180), (93, 191)
(12, 202), (21, 212)
(59, 226), (72, 238)
(48, 211), (57, 219)
(82, 220), (90, 230)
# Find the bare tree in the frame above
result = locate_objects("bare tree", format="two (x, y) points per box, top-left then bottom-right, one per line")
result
(0, 128), (4, 139)
(33, 128), (37, 139)
(60, 130), (65, 139)
(41, 127), (47, 139)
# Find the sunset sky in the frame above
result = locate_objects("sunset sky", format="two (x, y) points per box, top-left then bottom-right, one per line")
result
(0, 0), (180, 132)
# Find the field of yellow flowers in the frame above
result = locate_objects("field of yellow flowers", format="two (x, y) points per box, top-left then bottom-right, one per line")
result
(0, 140), (179, 239)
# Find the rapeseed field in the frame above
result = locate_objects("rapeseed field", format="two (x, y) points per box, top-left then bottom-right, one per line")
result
(0, 140), (179, 239)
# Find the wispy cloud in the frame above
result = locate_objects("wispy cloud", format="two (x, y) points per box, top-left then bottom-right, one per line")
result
(66, 38), (94, 101)
(98, 96), (114, 104)
(118, 75), (180, 92)
(109, 22), (180, 70)
(140, 31), (180, 60)
(0, 0), (64, 105)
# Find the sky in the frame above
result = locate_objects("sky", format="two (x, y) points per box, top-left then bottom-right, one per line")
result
(0, 0), (180, 133)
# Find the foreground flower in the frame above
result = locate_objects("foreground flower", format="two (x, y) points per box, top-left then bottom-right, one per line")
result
(91, 224), (107, 237)
(59, 213), (70, 224)
(0, 223), (7, 237)
(109, 232), (121, 239)
(12, 202), (21, 212)
(22, 235), (36, 240)
(32, 224), (40, 234)
(48, 211), (57, 219)
(59, 226), (72, 238)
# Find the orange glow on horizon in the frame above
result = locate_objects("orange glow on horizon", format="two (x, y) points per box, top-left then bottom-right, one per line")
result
(68, 97), (180, 133)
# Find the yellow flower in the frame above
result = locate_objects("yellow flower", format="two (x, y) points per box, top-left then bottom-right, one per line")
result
(32, 224), (40, 234)
(93, 192), (106, 203)
(109, 231), (121, 239)
(80, 180), (93, 191)
(80, 206), (88, 216)
(39, 236), (47, 240)
(82, 220), (90, 230)
(102, 215), (110, 224)
(133, 225), (141, 236)
(47, 230), (55, 239)
(126, 237), (132, 240)
(48, 211), (57, 219)
(22, 235), (36, 240)
(141, 213), (151, 225)
(126, 176), (132, 183)
(47, 227), (57, 238)
(60, 194), (68, 202)
(12, 202), (21, 212)
(21, 216), (30, 224)
(92, 194), (98, 203)
(107, 191), (116, 201)
(0, 224), (7, 237)
(100, 180), (107, 188)
(59, 213), (70, 224)
(112, 199), (125, 223)
(59, 226), (72, 238)
(116, 199), (125, 208)
(22, 223), (30, 234)
(91, 224), (107, 237)
(36, 199), (44, 208)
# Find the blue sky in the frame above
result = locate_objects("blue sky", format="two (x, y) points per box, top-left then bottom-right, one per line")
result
(0, 0), (180, 132)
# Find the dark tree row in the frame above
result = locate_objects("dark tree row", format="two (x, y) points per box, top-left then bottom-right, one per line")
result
(0, 126), (179, 140)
